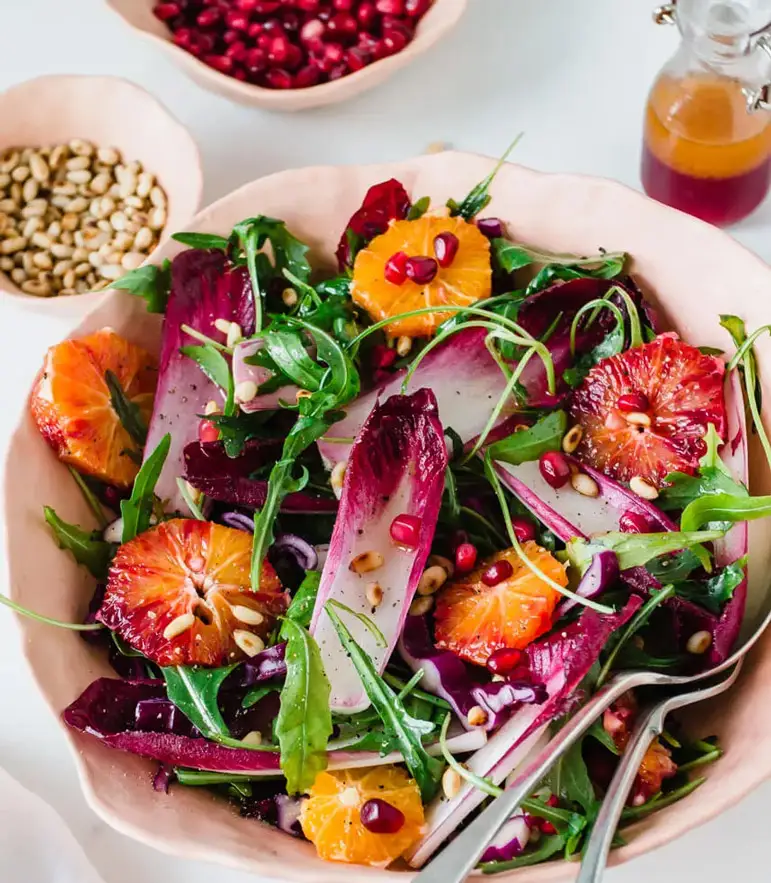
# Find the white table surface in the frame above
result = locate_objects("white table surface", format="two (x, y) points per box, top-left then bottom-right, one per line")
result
(1, 0), (769, 880)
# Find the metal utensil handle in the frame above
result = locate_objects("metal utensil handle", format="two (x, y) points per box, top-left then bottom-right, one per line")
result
(412, 673), (651, 883)
(577, 664), (741, 883)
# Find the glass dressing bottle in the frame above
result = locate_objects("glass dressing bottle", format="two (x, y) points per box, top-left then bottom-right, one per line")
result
(642, 0), (771, 225)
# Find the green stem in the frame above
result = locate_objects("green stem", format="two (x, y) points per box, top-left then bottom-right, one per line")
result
(613, 286), (643, 348)
(180, 324), (231, 353)
(68, 467), (108, 528)
(569, 299), (625, 357)
(439, 714), (503, 797)
(0, 593), (104, 631)
(620, 777), (706, 821)
(677, 749), (722, 773)
(384, 673), (451, 709)
(176, 478), (206, 521)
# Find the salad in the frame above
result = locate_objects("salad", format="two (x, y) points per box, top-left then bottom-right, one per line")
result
(11, 158), (771, 873)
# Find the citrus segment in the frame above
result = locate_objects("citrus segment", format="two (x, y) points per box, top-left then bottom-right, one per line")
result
(351, 215), (492, 338)
(300, 766), (425, 867)
(569, 334), (726, 488)
(99, 519), (287, 667)
(434, 542), (566, 667)
(31, 328), (157, 488)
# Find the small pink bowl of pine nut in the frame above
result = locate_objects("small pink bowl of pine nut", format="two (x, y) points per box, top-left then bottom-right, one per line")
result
(0, 75), (202, 308)
(103, 0), (467, 112)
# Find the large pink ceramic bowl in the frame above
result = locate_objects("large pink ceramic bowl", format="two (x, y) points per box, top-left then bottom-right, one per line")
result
(104, 0), (467, 112)
(6, 153), (771, 881)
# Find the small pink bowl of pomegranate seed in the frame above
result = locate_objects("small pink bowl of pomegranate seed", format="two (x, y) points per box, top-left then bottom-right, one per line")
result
(104, 0), (467, 112)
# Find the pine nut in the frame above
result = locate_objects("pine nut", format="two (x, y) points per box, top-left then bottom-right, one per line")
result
(366, 581), (384, 608)
(231, 605), (265, 626)
(241, 730), (263, 746)
(22, 178), (39, 203)
(134, 226), (154, 250)
(97, 146), (120, 165)
(1, 237), (26, 254)
(89, 172), (111, 195)
(163, 612), (195, 640)
(65, 196), (88, 214)
(149, 206), (166, 230)
(21, 279), (50, 296)
(417, 565), (448, 596)
(51, 243), (73, 258)
(69, 139), (94, 158)
(98, 263), (124, 281)
(11, 268), (26, 284)
(67, 169), (92, 185)
(571, 472), (600, 497)
(428, 554), (455, 578)
(66, 155), (90, 171)
(349, 550), (385, 574)
(330, 461), (347, 499)
(61, 213), (80, 232)
(136, 172), (154, 198)
(110, 210), (128, 231)
(0, 257), (13, 271)
(29, 154), (49, 182)
(625, 411), (652, 428)
(63, 269), (76, 289)
(214, 317), (232, 335)
(22, 217), (41, 240)
(205, 400), (221, 416)
(396, 335), (412, 357)
(227, 322), (243, 348)
(32, 252), (53, 270)
(442, 767), (462, 799)
(11, 165), (30, 183)
(466, 705), (489, 727)
(409, 595), (434, 616)
(562, 425), (583, 453)
(150, 185), (166, 207)
(235, 380), (258, 403)
(121, 252), (145, 271)
(686, 630), (712, 655)
(630, 475), (659, 500)
(281, 287), (298, 307)
(233, 629), (265, 657)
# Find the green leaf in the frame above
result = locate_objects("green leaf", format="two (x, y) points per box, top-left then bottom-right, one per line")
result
(566, 530), (724, 574)
(68, 468), (108, 528)
(448, 135), (522, 221)
(43, 506), (113, 579)
(109, 261), (171, 314)
(491, 240), (534, 273)
(162, 664), (238, 740)
(242, 683), (280, 710)
(325, 602), (443, 801)
(280, 571), (321, 633)
(262, 327), (325, 391)
(176, 477), (206, 521)
(407, 195), (430, 220)
(488, 411), (567, 465)
(120, 434), (171, 543)
(646, 548), (702, 582)
(586, 718), (620, 755)
(545, 739), (595, 813)
(172, 232), (229, 251)
(673, 559), (747, 614)
(276, 618), (333, 794)
(681, 492), (771, 533)
(104, 369), (148, 449)
(620, 777), (706, 822)
(180, 344), (231, 391)
(480, 834), (567, 873)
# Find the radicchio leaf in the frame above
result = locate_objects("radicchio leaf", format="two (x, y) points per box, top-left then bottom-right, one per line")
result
(335, 178), (411, 270)
(310, 389), (447, 712)
(144, 249), (255, 512)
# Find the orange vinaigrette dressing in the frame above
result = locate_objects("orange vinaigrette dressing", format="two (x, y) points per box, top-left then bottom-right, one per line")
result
(642, 72), (771, 226)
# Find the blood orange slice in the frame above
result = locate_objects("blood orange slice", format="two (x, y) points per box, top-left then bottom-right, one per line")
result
(351, 215), (492, 338)
(570, 334), (726, 488)
(434, 542), (566, 667)
(99, 519), (288, 667)
(300, 766), (425, 866)
(31, 328), (157, 488)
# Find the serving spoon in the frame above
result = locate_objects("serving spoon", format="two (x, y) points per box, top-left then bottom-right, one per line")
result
(412, 602), (771, 883)
(576, 662), (741, 883)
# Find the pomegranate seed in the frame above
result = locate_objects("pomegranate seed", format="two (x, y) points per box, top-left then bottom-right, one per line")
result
(333, 0), (354, 9)
(293, 64), (322, 87)
(540, 821), (557, 835)
(546, 795), (559, 807)
(318, 8), (332, 22)
(619, 510), (654, 533)
(481, 559), (514, 587)
(433, 232), (459, 268)
(476, 217), (506, 239)
(327, 11), (359, 41)
(329, 64), (348, 79)
(405, 0), (432, 15)
(281, 11), (300, 32)
(247, 22), (264, 38)
(539, 451), (571, 489)
(257, 33), (273, 50)
(262, 18), (285, 35)
(405, 256), (438, 284)
(381, 26), (408, 55)
(172, 27), (193, 49)
(324, 42), (345, 64)
(371, 344), (398, 370)
(360, 799), (405, 834)
(235, 0), (259, 9)
(264, 67), (294, 88)
(487, 647), (522, 676)
(617, 392), (650, 412)
(511, 516), (536, 543)
(154, 2), (181, 21)
(455, 542), (478, 574)
(225, 10), (249, 30)
(222, 29), (241, 44)
(204, 54), (234, 74)
(197, 7), (221, 27)
(245, 47), (267, 72)
(390, 513), (422, 548)
(295, 0), (321, 10)
(226, 40), (247, 61)
(268, 36), (302, 68)
(346, 47), (369, 71)
(384, 251), (409, 285)
(376, 0), (404, 13)
(357, 1), (378, 29)
(253, 0), (281, 12)
(300, 18), (325, 43)
(198, 419), (220, 444)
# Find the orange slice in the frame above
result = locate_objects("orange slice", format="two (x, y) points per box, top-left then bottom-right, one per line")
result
(351, 215), (492, 338)
(300, 766), (425, 867)
(31, 328), (157, 488)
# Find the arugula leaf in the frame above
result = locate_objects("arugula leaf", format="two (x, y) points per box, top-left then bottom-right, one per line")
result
(563, 311), (625, 389)
(325, 602), (443, 801)
(275, 618), (332, 794)
(109, 261), (171, 314)
(262, 327), (325, 391)
(620, 777), (706, 822)
(172, 232), (229, 251)
(545, 738), (595, 813)
(586, 718), (620, 755)
(162, 664), (238, 739)
(646, 548), (702, 582)
(448, 135), (522, 220)
(104, 370), (148, 449)
(681, 491), (771, 533)
(180, 344), (231, 391)
(43, 506), (113, 579)
(566, 530), (724, 574)
(280, 571), (321, 633)
(407, 196), (430, 220)
(492, 239), (627, 277)
(480, 834), (567, 873)
(205, 410), (274, 459)
(673, 559), (746, 614)
(68, 467), (108, 528)
(488, 411), (567, 465)
(120, 434), (171, 543)
(242, 683), (280, 710)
